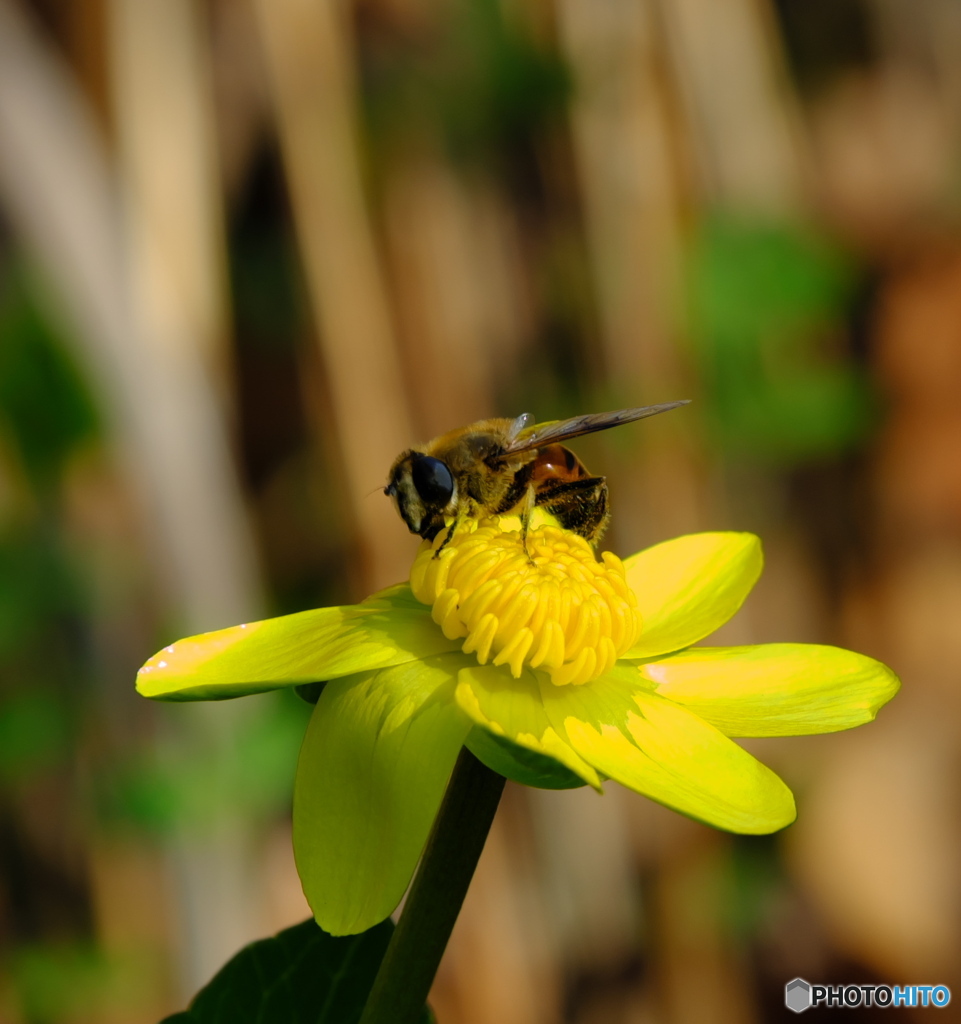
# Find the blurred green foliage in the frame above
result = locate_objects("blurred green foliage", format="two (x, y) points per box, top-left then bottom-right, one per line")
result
(433, 0), (570, 167)
(0, 523), (84, 662)
(101, 692), (310, 835)
(0, 267), (98, 490)
(728, 834), (787, 938)
(0, 271), (95, 793)
(0, 690), (69, 784)
(10, 943), (115, 1024)
(363, 0), (570, 173)
(687, 216), (876, 463)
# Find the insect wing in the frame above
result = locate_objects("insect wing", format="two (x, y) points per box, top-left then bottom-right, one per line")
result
(506, 412), (535, 443)
(502, 401), (690, 456)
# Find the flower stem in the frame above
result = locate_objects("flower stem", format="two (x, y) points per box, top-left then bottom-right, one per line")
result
(358, 746), (506, 1024)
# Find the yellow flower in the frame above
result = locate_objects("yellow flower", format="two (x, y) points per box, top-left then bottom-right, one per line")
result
(137, 517), (898, 936)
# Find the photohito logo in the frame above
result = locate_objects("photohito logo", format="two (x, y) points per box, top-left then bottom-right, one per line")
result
(785, 978), (951, 1012)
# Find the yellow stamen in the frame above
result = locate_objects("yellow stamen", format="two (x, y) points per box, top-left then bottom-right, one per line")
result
(410, 519), (642, 686)
(432, 588), (467, 639)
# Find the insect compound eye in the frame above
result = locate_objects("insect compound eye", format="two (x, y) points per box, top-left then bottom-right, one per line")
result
(411, 455), (454, 506)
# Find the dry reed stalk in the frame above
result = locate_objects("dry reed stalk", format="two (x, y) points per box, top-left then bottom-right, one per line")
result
(789, 252), (961, 982)
(555, 0), (705, 556)
(655, 0), (806, 215)
(253, 0), (417, 593)
(0, 0), (267, 996)
(108, 0), (232, 381)
(553, 6), (747, 1017)
(0, 0), (261, 632)
(556, 0), (684, 392)
(654, 837), (760, 1024)
(105, 0), (269, 991)
(383, 155), (507, 438)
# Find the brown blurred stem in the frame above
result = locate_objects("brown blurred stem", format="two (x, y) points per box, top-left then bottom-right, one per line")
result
(358, 747), (506, 1024)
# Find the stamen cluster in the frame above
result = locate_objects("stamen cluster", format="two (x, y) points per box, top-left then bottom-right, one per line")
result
(410, 519), (641, 686)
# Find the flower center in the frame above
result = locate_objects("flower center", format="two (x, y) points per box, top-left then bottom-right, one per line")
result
(409, 518), (641, 686)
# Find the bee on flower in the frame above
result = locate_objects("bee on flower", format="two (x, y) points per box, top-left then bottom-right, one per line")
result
(137, 408), (899, 938)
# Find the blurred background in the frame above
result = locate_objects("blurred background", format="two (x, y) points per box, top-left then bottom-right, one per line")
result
(0, 0), (959, 1020)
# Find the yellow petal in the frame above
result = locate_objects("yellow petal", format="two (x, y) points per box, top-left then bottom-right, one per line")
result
(293, 654), (470, 936)
(539, 668), (795, 833)
(137, 584), (460, 701)
(455, 665), (602, 790)
(465, 728), (588, 790)
(623, 533), (762, 658)
(640, 644), (900, 736)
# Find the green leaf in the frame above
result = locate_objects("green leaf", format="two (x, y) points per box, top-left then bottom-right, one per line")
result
(158, 918), (434, 1024)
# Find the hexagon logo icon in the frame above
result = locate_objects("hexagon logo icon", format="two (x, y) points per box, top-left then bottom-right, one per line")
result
(786, 978), (813, 1013)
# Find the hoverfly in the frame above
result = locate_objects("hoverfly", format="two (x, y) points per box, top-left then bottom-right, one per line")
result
(385, 401), (688, 547)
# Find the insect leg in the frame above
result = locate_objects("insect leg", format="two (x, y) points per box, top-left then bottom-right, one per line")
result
(432, 503), (476, 558)
(518, 484), (538, 558)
